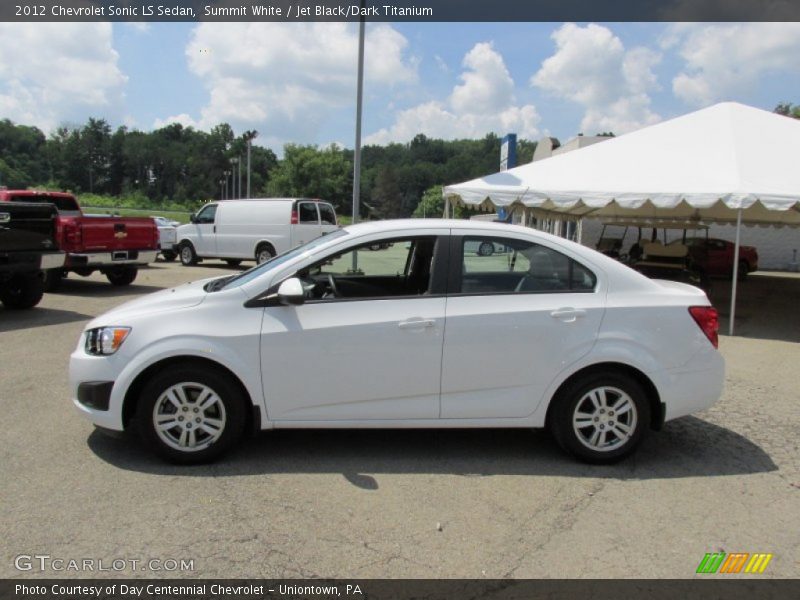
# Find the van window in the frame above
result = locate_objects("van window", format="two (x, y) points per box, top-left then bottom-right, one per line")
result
(195, 204), (217, 224)
(298, 202), (318, 224)
(318, 203), (337, 225)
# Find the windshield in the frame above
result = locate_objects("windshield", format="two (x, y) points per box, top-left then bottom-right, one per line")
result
(220, 229), (348, 290)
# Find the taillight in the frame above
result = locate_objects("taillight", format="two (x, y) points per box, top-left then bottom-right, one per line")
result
(64, 221), (81, 246)
(689, 306), (719, 348)
(290, 209), (298, 225)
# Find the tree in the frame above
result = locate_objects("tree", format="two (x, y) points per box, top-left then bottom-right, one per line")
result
(775, 102), (800, 119)
(266, 144), (351, 209)
(370, 165), (403, 218)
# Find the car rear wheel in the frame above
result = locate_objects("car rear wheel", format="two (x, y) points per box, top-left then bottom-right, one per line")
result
(737, 260), (749, 280)
(1, 273), (44, 309)
(179, 242), (198, 266)
(550, 373), (649, 464)
(137, 366), (246, 464)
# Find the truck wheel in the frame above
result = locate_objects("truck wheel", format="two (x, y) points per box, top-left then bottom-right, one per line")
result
(42, 269), (65, 292)
(106, 267), (138, 286)
(1, 273), (45, 309)
(137, 365), (247, 464)
(549, 372), (650, 464)
(179, 242), (198, 266)
(255, 244), (275, 265)
(161, 250), (177, 262)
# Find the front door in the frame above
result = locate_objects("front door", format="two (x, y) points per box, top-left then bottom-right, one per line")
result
(292, 201), (321, 248)
(260, 234), (447, 421)
(192, 203), (218, 256)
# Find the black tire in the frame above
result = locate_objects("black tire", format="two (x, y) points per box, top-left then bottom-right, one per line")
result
(737, 260), (749, 281)
(137, 365), (247, 464)
(179, 242), (198, 266)
(105, 266), (138, 286)
(224, 259), (242, 267)
(255, 244), (275, 265)
(549, 372), (650, 464)
(42, 268), (65, 292)
(161, 250), (177, 262)
(1, 273), (44, 309)
(478, 241), (495, 257)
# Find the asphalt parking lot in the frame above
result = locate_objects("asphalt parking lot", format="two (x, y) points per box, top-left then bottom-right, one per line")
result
(1, 261), (798, 579)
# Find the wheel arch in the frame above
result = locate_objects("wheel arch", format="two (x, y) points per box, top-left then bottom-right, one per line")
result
(254, 240), (276, 256)
(544, 362), (665, 432)
(122, 355), (259, 433)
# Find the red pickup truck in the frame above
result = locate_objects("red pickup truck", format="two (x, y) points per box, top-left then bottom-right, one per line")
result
(0, 190), (159, 289)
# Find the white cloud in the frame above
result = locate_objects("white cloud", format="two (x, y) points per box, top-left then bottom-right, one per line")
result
(667, 23), (800, 106)
(173, 22), (416, 140)
(152, 113), (200, 130)
(367, 42), (540, 144)
(532, 23), (661, 135)
(0, 24), (127, 131)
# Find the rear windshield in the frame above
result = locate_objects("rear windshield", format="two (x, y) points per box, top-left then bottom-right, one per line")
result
(10, 194), (79, 212)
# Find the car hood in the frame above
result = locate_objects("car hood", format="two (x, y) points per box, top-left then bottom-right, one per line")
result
(87, 277), (215, 326)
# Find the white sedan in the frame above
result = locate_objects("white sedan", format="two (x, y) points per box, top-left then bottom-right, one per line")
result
(69, 220), (724, 464)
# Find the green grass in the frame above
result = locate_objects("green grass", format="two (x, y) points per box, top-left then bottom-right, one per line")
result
(81, 206), (193, 224)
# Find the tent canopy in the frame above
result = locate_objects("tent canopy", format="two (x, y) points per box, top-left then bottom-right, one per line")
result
(443, 102), (800, 227)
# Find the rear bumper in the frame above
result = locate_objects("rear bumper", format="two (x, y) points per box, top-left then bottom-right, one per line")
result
(660, 351), (725, 421)
(66, 250), (158, 268)
(0, 250), (65, 273)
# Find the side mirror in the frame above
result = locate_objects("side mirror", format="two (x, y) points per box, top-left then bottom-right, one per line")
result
(189, 214), (198, 224)
(276, 278), (305, 306)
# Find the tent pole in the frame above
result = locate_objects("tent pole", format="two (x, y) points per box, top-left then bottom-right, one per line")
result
(728, 208), (743, 336)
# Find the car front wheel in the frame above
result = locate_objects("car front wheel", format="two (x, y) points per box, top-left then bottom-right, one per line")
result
(138, 366), (246, 464)
(550, 373), (649, 464)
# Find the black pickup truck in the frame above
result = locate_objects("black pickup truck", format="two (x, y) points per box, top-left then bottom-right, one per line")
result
(0, 202), (65, 309)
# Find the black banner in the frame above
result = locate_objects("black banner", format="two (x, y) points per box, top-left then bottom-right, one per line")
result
(3, 0), (800, 22)
(3, 579), (800, 600)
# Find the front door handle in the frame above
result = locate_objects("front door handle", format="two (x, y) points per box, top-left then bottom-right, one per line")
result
(398, 318), (436, 330)
(550, 308), (587, 322)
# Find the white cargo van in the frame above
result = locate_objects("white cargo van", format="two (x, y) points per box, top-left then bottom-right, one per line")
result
(176, 198), (338, 266)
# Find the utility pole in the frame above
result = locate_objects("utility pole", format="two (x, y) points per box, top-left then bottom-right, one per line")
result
(351, 3), (366, 273)
(244, 130), (258, 198)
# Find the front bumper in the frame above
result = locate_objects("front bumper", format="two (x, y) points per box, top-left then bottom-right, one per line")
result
(66, 250), (158, 268)
(70, 348), (127, 431)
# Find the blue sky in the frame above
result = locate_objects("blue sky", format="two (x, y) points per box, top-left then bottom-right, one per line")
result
(1, 22), (799, 154)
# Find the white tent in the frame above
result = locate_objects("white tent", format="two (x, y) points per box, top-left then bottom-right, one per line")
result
(443, 102), (800, 334)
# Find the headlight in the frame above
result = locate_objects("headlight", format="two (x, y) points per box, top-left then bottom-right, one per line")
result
(85, 327), (131, 355)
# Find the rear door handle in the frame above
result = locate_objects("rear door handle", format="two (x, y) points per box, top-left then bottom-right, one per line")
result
(398, 318), (436, 330)
(550, 308), (587, 322)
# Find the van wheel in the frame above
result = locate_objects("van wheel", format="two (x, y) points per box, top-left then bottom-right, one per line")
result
(106, 266), (138, 286)
(255, 244), (275, 265)
(478, 241), (495, 256)
(1, 273), (44, 309)
(137, 365), (246, 464)
(180, 242), (198, 266)
(550, 373), (649, 464)
(224, 259), (242, 267)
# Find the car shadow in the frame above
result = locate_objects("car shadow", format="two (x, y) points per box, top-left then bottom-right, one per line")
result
(0, 306), (94, 332)
(49, 278), (164, 298)
(87, 416), (776, 487)
(710, 272), (800, 343)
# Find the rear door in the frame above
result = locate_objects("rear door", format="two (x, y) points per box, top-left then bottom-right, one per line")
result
(292, 201), (321, 247)
(440, 232), (605, 419)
